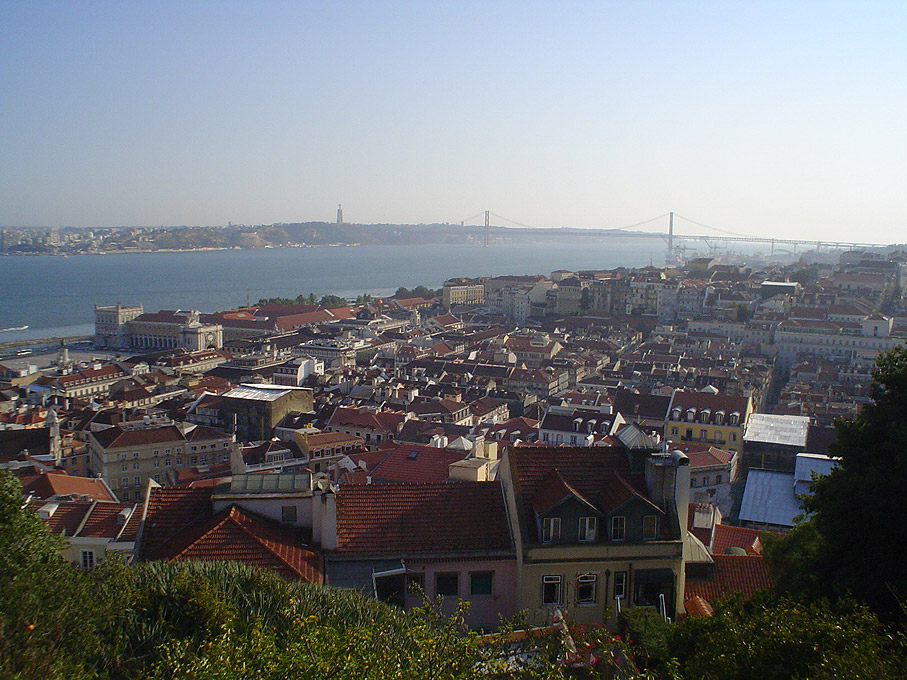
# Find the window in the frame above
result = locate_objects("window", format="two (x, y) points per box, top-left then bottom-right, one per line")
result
(541, 517), (561, 543)
(578, 516), (597, 542)
(176, 456), (182, 465)
(671, 427), (678, 436)
(730, 433), (737, 442)
(133, 476), (141, 487)
(165, 458), (171, 467)
(577, 573), (597, 604)
(132, 452), (138, 459)
(643, 515), (659, 540)
(470, 571), (493, 596)
(120, 478), (128, 488)
(716, 474), (722, 484)
(80, 550), (95, 570)
(281, 505), (297, 522)
(542, 575), (562, 605)
(121, 491), (130, 501)
(153, 459), (159, 468)
(133, 462), (140, 470)
(699, 429), (707, 441)
(120, 463), (127, 472)
(703, 475), (710, 486)
(165, 449), (171, 455)
(614, 572), (627, 599)
(611, 516), (626, 541)
(436, 573), (459, 597)
(153, 449), (159, 457)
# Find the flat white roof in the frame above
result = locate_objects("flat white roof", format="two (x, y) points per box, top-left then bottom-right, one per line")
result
(743, 413), (810, 447)
(222, 384), (302, 402)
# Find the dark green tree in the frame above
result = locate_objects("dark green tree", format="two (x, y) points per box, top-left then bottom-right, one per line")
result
(669, 595), (905, 680)
(0, 471), (118, 679)
(319, 294), (349, 308)
(767, 345), (907, 622)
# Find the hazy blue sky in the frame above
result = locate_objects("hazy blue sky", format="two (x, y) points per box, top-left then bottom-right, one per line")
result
(2, 1), (905, 243)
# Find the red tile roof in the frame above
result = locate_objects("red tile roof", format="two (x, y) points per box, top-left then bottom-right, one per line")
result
(139, 486), (214, 559)
(92, 425), (186, 449)
(335, 482), (512, 555)
(21, 470), (116, 502)
(79, 502), (141, 541)
(152, 505), (322, 582)
(369, 442), (467, 483)
(508, 446), (654, 542)
(34, 499), (139, 541)
(710, 524), (763, 556)
(532, 469), (592, 515)
(684, 555), (771, 604)
(685, 447), (736, 469)
(328, 407), (407, 433)
(34, 500), (91, 536)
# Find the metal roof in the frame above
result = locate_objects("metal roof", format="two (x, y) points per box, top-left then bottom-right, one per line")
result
(793, 453), (838, 496)
(738, 469), (801, 528)
(743, 413), (810, 447)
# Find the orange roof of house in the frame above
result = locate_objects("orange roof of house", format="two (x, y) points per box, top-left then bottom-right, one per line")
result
(139, 486), (214, 559)
(711, 523), (764, 556)
(335, 482), (512, 555)
(152, 505), (322, 582)
(369, 442), (467, 484)
(21, 470), (116, 502)
(684, 555), (771, 604)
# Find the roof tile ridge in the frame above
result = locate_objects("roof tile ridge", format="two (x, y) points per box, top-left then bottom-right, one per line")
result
(156, 506), (233, 560)
(229, 505), (312, 578)
(73, 500), (99, 538)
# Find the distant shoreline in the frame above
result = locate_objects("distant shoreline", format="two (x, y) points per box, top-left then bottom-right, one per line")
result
(0, 335), (91, 352)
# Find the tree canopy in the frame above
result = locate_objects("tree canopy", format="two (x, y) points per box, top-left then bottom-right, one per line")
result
(766, 345), (907, 622)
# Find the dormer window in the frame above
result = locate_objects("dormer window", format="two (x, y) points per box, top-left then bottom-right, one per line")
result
(643, 515), (659, 540)
(686, 408), (696, 423)
(671, 408), (681, 420)
(611, 516), (626, 541)
(573, 417), (583, 432)
(579, 516), (597, 542)
(542, 517), (561, 543)
(714, 410), (725, 425)
(699, 409), (711, 424)
(729, 411), (740, 425)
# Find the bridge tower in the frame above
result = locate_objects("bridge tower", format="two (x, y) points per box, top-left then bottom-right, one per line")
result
(485, 210), (490, 247)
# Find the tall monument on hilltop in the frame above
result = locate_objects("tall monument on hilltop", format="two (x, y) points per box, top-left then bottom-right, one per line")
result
(336, 204), (343, 224)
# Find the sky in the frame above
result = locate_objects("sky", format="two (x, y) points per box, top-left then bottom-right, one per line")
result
(1, 1), (905, 244)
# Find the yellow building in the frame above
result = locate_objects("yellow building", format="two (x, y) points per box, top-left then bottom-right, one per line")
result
(665, 391), (752, 453)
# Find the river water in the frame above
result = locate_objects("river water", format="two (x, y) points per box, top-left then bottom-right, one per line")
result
(0, 238), (687, 342)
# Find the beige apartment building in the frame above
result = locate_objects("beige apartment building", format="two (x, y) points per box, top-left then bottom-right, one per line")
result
(442, 278), (485, 309)
(88, 421), (235, 502)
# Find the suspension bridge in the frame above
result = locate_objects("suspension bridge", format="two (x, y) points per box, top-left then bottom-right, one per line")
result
(454, 210), (888, 260)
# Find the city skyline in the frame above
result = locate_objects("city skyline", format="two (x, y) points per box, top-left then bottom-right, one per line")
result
(1, 1), (905, 243)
